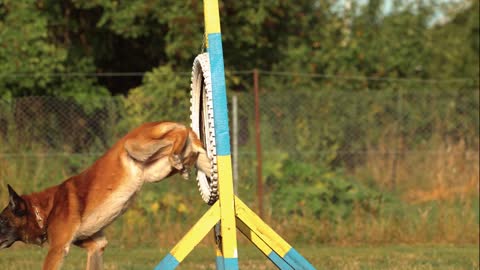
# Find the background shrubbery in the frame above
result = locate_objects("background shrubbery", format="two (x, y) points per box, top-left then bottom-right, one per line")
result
(269, 160), (384, 220)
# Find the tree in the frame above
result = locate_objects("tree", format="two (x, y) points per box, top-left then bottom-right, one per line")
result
(0, 0), (477, 98)
(0, 0), (108, 99)
(427, 0), (479, 78)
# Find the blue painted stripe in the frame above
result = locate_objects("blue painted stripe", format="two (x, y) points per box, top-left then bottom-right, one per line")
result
(284, 248), (316, 270)
(154, 253), (179, 270)
(268, 251), (294, 270)
(207, 33), (231, 156)
(216, 256), (225, 270)
(223, 257), (239, 270)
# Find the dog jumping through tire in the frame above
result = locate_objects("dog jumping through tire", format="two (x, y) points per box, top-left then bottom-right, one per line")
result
(0, 121), (212, 270)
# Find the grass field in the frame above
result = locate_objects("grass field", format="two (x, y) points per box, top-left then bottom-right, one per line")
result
(0, 244), (478, 270)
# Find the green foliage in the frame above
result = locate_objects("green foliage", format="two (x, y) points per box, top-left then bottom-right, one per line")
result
(427, 0), (479, 78)
(0, 1), (109, 98)
(0, 2), (57, 94)
(118, 65), (190, 130)
(269, 160), (384, 221)
(0, 1), (65, 93)
(72, 0), (204, 68)
(1, 0), (478, 97)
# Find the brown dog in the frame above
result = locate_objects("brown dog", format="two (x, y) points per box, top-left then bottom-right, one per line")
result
(0, 121), (211, 270)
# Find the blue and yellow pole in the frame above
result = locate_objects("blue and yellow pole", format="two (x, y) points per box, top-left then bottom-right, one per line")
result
(156, 1), (316, 269)
(204, 1), (239, 269)
(236, 218), (294, 270)
(235, 198), (316, 270)
(154, 202), (221, 270)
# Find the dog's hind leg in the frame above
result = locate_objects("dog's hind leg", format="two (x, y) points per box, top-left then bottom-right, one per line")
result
(74, 231), (108, 270)
(189, 130), (212, 178)
(167, 126), (192, 178)
(124, 122), (184, 163)
(195, 146), (212, 178)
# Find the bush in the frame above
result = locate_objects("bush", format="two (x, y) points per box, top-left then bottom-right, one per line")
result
(269, 160), (384, 221)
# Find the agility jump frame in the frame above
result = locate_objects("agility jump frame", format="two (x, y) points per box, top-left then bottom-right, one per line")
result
(155, 1), (315, 269)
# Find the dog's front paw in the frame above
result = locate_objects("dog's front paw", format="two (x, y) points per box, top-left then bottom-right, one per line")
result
(180, 169), (189, 180)
(169, 155), (184, 170)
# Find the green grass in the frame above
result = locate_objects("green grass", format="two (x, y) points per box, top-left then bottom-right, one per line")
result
(0, 244), (478, 269)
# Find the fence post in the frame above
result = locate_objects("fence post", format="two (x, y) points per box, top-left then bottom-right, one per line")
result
(253, 69), (263, 219)
(232, 94), (238, 195)
(390, 89), (402, 191)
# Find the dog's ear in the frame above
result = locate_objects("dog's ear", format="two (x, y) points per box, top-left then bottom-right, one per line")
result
(7, 184), (26, 216)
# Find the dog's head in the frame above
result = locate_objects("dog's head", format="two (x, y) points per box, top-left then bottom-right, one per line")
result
(0, 185), (29, 249)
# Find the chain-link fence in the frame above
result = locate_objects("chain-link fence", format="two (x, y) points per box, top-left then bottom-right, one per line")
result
(0, 72), (478, 202)
(232, 73), (479, 203)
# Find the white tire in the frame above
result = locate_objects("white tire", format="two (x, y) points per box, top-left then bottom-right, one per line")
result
(190, 53), (218, 205)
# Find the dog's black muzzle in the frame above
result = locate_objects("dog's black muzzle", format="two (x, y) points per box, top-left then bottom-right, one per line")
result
(0, 217), (18, 249)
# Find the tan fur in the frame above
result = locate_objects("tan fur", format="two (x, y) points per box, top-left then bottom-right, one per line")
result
(0, 121), (211, 270)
